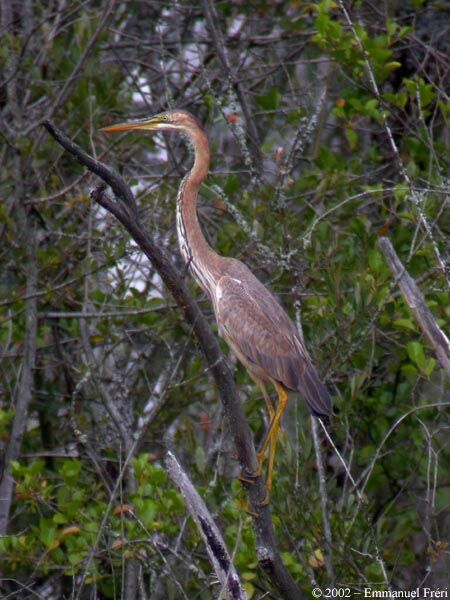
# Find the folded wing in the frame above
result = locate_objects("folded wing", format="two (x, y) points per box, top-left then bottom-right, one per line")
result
(214, 267), (332, 417)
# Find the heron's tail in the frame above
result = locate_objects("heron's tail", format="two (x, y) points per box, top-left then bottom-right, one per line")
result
(298, 368), (332, 417)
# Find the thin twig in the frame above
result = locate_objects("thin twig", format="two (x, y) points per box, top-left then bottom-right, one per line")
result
(318, 420), (390, 587)
(311, 418), (334, 584)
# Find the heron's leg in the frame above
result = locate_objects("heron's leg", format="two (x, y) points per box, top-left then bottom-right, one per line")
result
(247, 375), (274, 422)
(257, 384), (288, 504)
(256, 383), (286, 459)
(261, 382), (275, 423)
(254, 382), (274, 472)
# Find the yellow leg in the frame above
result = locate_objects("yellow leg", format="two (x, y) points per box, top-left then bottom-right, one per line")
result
(255, 383), (274, 475)
(261, 383), (275, 422)
(257, 383), (287, 460)
(257, 384), (288, 504)
(246, 379), (274, 476)
(238, 377), (288, 504)
(247, 375), (275, 424)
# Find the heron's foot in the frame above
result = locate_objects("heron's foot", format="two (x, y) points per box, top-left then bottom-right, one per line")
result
(245, 503), (260, 518)
(238, 465), (260, 484)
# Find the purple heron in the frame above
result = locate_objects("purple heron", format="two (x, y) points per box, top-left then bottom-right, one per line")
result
(102, 110), (332, 501)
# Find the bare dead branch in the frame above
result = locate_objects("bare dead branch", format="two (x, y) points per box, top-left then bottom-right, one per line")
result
(275, 80), (329, 211)
(378, 236), (450, 376)
(166, 451), (247, 600)
(41, 120), (137, 219)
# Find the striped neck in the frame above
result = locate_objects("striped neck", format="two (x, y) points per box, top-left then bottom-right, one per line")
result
(174, 125), (221, 297)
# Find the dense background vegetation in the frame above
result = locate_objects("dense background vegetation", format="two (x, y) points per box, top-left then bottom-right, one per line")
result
(1, 1), (448, 598)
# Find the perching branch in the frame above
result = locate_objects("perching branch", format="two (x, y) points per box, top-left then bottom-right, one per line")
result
(42, 120), (306, 600)
(166, 452), (247, 600)
(378, 236), (450, 376)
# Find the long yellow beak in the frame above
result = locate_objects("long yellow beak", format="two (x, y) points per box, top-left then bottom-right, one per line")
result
(100, 116), (161, 134)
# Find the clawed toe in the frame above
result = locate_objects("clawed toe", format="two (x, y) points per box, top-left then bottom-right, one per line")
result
(238, 466), (260, 484)
(238, 467), (272, 506)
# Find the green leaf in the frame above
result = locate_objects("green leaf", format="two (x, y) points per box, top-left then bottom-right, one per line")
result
(368, 249), (383, 274)
(256, 89), (281, 111)
(137, 499), (157, 528)
(364, 98), (379, 118)
(315, 13), (330, 36)
(393, 318), (416, 332)
(384, 91), (407, 109)
(386, 20), (397, 37)
(224, 174), (240, 195)
(384, 61), (402, 73)
(53, 512), (69, 525)
(422, 358), (436, 377)
(368, 46), (392, 65)
(403, 77), (436, 107)
(393, 184), (408, 202)
(345, 128), (358, 150)
(406, 341), (426, 369)
(203, 93), (215, 112)
(39, 518), (58, 547)
(332, 105), (346, 119)
(61, 460), (83, 485)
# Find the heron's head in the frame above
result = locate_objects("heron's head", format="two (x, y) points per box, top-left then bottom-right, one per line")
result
(101, 110), (201, 136)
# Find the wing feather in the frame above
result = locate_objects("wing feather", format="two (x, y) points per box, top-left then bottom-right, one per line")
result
(214, 264), (332, 417)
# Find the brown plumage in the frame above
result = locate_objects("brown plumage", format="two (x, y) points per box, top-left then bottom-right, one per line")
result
(102, 109), (332, 501)
(213, 262), (331, 417)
